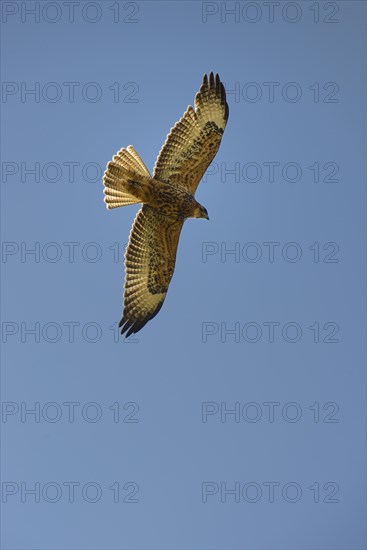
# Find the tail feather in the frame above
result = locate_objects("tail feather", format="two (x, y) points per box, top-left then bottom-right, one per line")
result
(126, 145), (150, 176)
(103, 146), (151, 210)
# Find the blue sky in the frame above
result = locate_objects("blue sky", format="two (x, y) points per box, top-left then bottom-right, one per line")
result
(1, 1), (366, 548)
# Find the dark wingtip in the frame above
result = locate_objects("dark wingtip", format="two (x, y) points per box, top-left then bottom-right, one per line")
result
(120, 318), (141, 337)
(119, 301), (165, 338)
(126, 319), (145, 338)
(215, 73), (220, 93)
(218, 79), (229, 122)
(220, 82), (226, 100)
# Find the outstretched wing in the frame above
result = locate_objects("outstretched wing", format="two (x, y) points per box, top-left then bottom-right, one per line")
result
(119, 205), (184, 337)
(153, 72), (229, 194)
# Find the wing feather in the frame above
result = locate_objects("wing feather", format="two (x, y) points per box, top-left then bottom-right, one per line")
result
(119, 205), (183, 337)
(153, 72), (228, 193)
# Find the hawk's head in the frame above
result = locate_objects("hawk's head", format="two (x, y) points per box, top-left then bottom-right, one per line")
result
(192, 203), (209, 220)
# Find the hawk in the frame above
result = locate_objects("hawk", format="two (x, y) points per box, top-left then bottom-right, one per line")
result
(103, 72), (229, 337)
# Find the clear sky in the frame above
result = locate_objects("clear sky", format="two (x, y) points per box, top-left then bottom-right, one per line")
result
(1, 1), (366, 548)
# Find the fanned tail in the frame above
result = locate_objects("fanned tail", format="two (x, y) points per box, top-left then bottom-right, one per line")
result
(103, 145), (151, 210)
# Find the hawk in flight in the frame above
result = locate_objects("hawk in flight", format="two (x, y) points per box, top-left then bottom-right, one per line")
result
(103, 72), (229, 337)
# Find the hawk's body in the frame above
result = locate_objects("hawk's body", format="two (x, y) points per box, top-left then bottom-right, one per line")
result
(122, 176), (201, 221)
(103, 73), (229, 336)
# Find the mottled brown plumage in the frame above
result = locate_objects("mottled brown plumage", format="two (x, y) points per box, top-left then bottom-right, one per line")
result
(103, 72), (228, 336)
